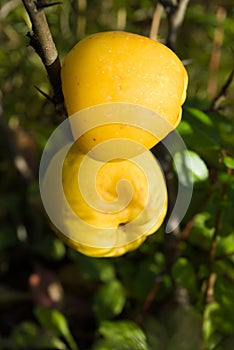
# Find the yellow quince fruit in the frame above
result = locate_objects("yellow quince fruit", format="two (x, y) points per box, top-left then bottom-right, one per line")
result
(42, 143), (167, 257)
(61, 31), (188, 154)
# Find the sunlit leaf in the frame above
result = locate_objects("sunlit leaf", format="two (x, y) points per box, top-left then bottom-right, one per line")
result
(94, 280), (125, 320)
(34, 307), (79, 350)
(173, 150), (209, 186)
(94, 320), (149, 350)
(178, 108), (221, 150)
(223, 156), (234, 169)
(216, 233), (234, 257)
(203, 302), (221, 343)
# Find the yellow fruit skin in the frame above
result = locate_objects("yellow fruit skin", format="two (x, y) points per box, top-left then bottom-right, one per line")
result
(61, 31), (188, 151)
(63, 148), (148, 229)
(55, 229), (148, 258)
(42, 144), (167, 257)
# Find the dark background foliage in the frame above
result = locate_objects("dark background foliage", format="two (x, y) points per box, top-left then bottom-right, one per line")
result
(0, 1), (234, 349)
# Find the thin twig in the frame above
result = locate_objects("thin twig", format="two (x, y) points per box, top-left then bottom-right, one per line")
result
(149, 2), (163, 41)
(22, 0), (66, 116)
(207, 63), (234, 112)
(203, 183), (228, 304)
(216, 251), (234, 261)
(159, 0), (190, 50)
(0, 0), (21, 20)
(207, 7), (226, 100)
(136, 273), (164, 323)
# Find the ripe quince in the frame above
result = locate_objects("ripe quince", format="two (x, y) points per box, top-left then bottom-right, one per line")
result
(42, 143), (167, 257)
(61, 31), (188, 153)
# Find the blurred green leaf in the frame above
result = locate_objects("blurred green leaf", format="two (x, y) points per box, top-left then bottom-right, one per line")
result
(94, 320), (149, 350)
(33, 235), (66, 261)
(203, 302), (221, 346)
(132, 260), (160, 301)
(214, 277), (234, 315)
(11, 321), (38, 348)
(203, 282), (234, 342)
(217, 171), (234, 187)
(188, 211), (215, 249)
(10, 321), (67, 349)
(34, 307), (79, 350)
(217, 187), (234, 237)
(172, 258), (197, 296)
(223, 156), (234, 169)
(173, 150), (209, 186)
(211, 111), (234, 151)
(216, 232), (234, 257)
(178, 108), (221, 150)
(94, 280), (125, 320)
(69, 251), (116, 282)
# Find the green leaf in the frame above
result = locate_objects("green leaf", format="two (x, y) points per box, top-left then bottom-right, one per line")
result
(188, 211), (215, 249)
(34, 307), (79, 350)
(216, 233), (234, 258)
(203, 302), (221, 343)
(217, 187), (234, 237)
(11, 322), (39, 348)
(173, 150), (209, 186)
(202, 276), (234, 337)
(214, 277), (234, 313)
(94, 280), (125, 320)
(33, 236), (66, 261)
(10, 321), (67, 349)
(217, 171), (234, 186)
(94, 320), (149, 350)
(178, 108), (221, 150)
(172, 258), (197, 296)
(212, 111), (234, 151)
(223, 156), (234, 169)
(69, 252), (115, 282)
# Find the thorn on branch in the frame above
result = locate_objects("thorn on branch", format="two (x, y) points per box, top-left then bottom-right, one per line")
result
(34, 85), (54, 103)
(35, 1), (62, 10)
